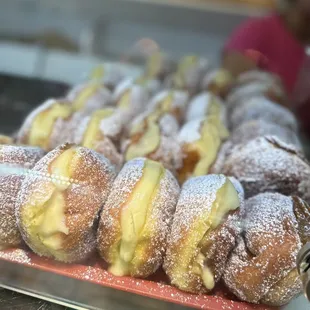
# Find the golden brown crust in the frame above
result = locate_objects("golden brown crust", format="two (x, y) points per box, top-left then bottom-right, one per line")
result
(97, 158), (180, 277)
(223, 193), (307, 306)
(16, 143), (116, 262)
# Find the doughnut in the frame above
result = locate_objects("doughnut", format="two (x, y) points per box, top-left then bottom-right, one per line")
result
(113, 78), (149, 121)
(147, 90), (189, 123)
(166, 55), (209, 94)
(97, 158), (180, 277)
(223, 193), (310, 306)
(16, 99), (72, 150)
(201, 68), (233, 98)
(123, 112), (181, 173)
(164, 175), (243, 293)
(0, 135), (13, 144)
(67, 82), (112, 114)
(230, 120), (302, 149)
(229, 96), (298, 132)
(89, 64), (125, 91)
(72, 108), (123, 168)
(185, 92), (227, 125)
(144, 51), (175, 81)
(222, 136), (310, 202)
(135, 75), (161, 97)
(0, 145), (44, 249)
(227, 80), (287, 113)
(177, 117), (229, 183)
(16, 143), (116, 263)
(236, 70), (283, 88)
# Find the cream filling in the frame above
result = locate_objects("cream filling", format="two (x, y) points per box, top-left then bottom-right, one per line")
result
(189, 117), (229, 177)
(172, 178), (239, 290)
(194, 179), (240, 289)
(82, 108), (114, 148)
(72, 83), (101, 111)
(29, 103), (71, 149)
(125, 122), (160, 161)
(22, 148), (75, 254)
(109, 160), (164, 276)
(117, 90), (131, 109)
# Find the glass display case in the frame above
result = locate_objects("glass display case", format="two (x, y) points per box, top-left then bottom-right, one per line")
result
(0, 1), (310, 310)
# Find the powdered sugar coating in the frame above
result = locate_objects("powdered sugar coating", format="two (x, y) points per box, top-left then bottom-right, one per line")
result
(186, 92), (226, 123)
(113, 78), (149, 121)
(222, 136), (310, 202)
(164, 175), (242, 293)
(168, 57), (209, 93)
(178, 118), (203, 144)
(73, 108), (124, 144)
(167, 174), (228, 247)
(158, 114), (179, 137)
(129, 111), (179, 137)
(67, 82), (112, 114)
(16, 143), (116, 263)
(16, 98), (71, 147)
(229, 96), (298, 132)
(0, 145), (44, 249)
(148, 90), (189, 121)
(97, 158), (180, 277)
(148, 135), (183, 173)
(223, 193), (303, 306)
(210, 140), (234, 174)
(236, 70), (282, 86)
(230, 120), (302, 150)
(201, 68), (233, 95)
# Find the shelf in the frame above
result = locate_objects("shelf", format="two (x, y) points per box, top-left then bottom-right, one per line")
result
(118, 0), (275, 16)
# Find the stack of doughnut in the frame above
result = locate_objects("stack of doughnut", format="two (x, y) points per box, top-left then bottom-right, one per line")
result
(1, 52), (309, 307)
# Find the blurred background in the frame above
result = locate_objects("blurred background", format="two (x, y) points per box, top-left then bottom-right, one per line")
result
(0, 0), (274, 84)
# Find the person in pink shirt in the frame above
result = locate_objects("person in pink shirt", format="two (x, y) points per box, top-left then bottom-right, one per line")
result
(223, 0), (310, 135)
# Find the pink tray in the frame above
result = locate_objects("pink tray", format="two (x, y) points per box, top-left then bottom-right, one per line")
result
(0, 247), (276, 310)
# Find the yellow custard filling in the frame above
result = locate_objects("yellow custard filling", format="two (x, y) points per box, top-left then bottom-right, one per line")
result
(29, 103), (71, 149)
(22, 148), (75, 254)
(109, 160), (164, 276)
(125, 121), (160, 161)
(82, 108), (114, 148)
(173, 178), (239, 290)
(72, 83), (101, 111)
(191, 117), (228, 176)
(118, 90), (131, 109)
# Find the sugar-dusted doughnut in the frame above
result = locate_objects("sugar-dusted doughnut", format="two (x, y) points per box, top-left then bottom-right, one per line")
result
(97, 158), (180, 277)
(164, 175), (243, 293)
(113, 78), (149, 121)
(148, 90), (189, 124)
(230, 120), (302, 149)
(229, 96), (298, 132)
(201, 68), (233, 98)
(222, 136), (310, 202)
(185, 91), (227, 124)
(0, 145), (44, 249)
(16, 99), (72, 150)
(16, 143), (116, 262)
(224, 193), (310, 306)
(67, 82), (112, 114)
(177, 117), (229, 183)
(123, 112), (181, 173)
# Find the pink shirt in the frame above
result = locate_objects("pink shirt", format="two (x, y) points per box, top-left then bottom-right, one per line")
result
(224, 13), (305, 94)
(225, 13), (310, 135)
